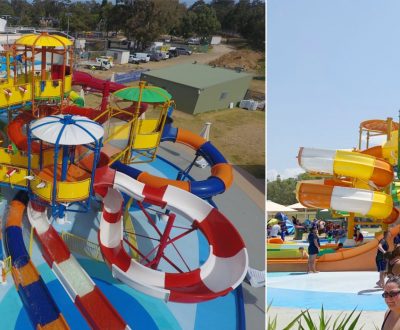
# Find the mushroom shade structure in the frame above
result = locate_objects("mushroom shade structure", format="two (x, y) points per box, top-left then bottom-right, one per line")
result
(28, 114), (104, 219)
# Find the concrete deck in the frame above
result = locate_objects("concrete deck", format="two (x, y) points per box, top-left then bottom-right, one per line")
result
(157, 142), (266, 330)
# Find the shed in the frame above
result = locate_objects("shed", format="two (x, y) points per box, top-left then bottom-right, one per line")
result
(141, 63), (252, 114)
(106, 49), (130, 64)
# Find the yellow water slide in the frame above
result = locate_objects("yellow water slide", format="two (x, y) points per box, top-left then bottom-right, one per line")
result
(297, 147), (398, 223)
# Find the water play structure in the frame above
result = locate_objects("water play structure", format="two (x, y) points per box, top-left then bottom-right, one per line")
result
(0, 33), (249, 329)
(268, 118), (400, 272)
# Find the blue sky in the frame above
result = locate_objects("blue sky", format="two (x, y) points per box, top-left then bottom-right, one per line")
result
(268, 1), (400, 181)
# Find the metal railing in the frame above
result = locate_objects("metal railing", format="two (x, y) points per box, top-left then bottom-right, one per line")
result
(61, 232), (103, 262)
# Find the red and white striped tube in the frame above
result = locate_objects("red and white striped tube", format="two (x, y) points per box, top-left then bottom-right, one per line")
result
(95, 166), (248, 303)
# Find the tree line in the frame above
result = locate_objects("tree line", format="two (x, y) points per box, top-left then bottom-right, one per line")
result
(267, 173), (325, 205)
(0, 0), (265, 50)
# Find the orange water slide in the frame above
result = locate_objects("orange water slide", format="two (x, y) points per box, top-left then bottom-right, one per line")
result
(268, 225), (400, 272)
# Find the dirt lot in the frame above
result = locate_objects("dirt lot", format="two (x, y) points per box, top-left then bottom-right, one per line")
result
(78, 44), (265, 179)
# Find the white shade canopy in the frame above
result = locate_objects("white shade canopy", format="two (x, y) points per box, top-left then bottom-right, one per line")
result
(287, 202), (312, 210)
(30, 114), (104, 146)
(266, 200), (296, 213)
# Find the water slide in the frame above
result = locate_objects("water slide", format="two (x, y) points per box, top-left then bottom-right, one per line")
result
(4, 191), (69, 329)
(72, 70), (125, 93)
(268, 225), (400, 272)
(94, 163), (248, 303)
(297, 147), (398, 224)
(118, 122), (233, 198)
(26, 201), (130, 330)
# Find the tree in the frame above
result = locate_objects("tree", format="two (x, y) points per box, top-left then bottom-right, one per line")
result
(267, 175), (298, 205)
(239, 0), (265, 50)
(209, 0), (235, 31)
(191, 3), (220, 39)
(122, 0), (183, 50)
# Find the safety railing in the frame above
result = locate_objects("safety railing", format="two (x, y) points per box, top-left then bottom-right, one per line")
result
(3, 256), (12, 274)
(61, 232), (103, 262)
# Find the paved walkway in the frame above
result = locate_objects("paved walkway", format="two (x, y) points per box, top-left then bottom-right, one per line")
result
(268, 271), (387, 330)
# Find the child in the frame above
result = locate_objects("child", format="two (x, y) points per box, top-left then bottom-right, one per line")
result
(335, 242), (344, 251)
(299, 246), (309, 259)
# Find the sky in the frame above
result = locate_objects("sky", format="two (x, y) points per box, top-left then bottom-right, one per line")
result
(268, 1), (400, 181)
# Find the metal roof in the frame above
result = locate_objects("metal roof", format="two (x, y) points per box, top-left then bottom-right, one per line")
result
(143, 63), (252, 89)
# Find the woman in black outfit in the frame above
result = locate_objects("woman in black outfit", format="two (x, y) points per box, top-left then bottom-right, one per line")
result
(377, 231), (391, 288)
(307, 226), (320, 273)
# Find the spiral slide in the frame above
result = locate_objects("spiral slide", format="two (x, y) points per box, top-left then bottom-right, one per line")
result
(297, 147), (398, 223)
(268, 225), (400, 272)
(5, 192), (69, 329)
(93, 164), (248, 303)
(118, 122), (233, 199)
(26, 201), (130, 330)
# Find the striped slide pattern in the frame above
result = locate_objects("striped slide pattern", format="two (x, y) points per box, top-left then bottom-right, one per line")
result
(5, 191), (69, 329)
(27, 200), (130, 330)
(94, 165), (248, 303)
(120, 123), (233, 199)
(298, 147), (393, 187)
(296, 181), (398, 222)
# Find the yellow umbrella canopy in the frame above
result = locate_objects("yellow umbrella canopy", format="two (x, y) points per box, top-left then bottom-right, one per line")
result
(15, 33), (73, 47)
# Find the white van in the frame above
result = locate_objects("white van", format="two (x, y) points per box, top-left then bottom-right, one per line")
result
(129, 53), (150, 63)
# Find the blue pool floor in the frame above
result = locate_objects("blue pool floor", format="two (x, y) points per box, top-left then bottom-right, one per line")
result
(267, 271), (387, 311)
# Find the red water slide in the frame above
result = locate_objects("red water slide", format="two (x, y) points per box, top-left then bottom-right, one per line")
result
(72, 70), (126, 92)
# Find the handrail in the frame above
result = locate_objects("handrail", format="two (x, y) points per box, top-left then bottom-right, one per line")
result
(61, 231), (103, 262)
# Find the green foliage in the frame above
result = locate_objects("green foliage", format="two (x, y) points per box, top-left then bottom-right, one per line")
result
(267, 305), (365, 330)
(1, 0), (264, 53)
(267, 175), (298, 205)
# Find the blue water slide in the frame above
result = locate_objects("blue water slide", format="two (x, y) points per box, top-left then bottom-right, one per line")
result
(4, 192), (65, 329)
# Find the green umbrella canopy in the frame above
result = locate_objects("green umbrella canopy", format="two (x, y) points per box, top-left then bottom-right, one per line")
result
(113, 86), (172, 103)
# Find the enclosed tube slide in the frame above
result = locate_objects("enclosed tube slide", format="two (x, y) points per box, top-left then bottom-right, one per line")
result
(116, 122), (233, 198)
(27, 201), (130, 330)
(5, 191), (69, 330)
(268, 225), (400, 272)
(94, 164), (248, 303)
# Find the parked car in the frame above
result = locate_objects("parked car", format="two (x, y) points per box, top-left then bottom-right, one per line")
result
(149, 52), (163, 61)
(129, 53), (150, 64)
(168, 47), (179, 58)
(175, 47), (192, 55)
(187, 37), (200, 45)
(160, 51), (169, 60)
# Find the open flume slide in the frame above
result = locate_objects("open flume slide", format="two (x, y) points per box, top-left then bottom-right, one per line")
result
(94, 163), (248, 303)
(5, 191), (69, 329)
(27, 201), (130, 330)
(118, 121), (234, 199)
(297, 147), (398, 224)
(72, 70), (125, 93)
(268, 225), (400, 272)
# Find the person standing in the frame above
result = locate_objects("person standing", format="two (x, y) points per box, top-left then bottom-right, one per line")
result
(307, 226), (320, 273)
(381, 276), (400, 329)
(377, 231), (391, 288)
(269, 223), (281, 238)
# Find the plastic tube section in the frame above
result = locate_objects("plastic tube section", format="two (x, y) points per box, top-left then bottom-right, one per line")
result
(5, 192), (69, 329)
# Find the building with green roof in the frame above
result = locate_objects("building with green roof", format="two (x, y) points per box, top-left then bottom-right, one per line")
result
(141, 63), (252, 114)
